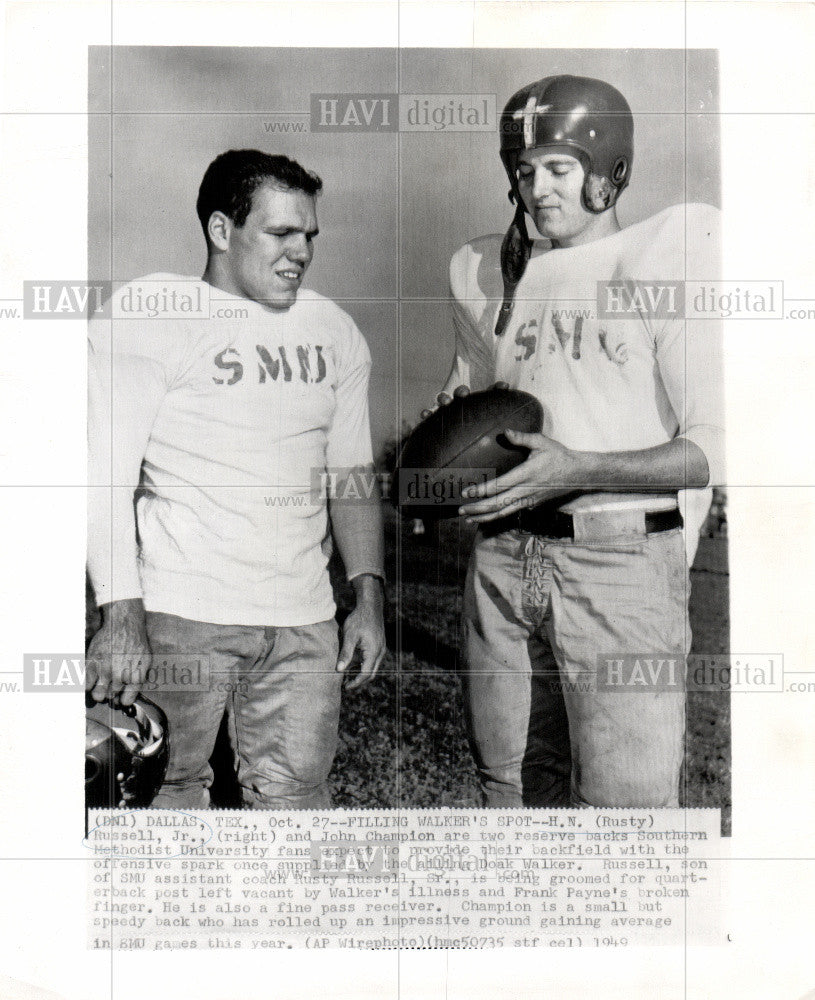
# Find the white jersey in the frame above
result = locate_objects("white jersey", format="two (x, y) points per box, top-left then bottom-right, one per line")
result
(88, 275), (376, 626)
(447, 203), (725, 561)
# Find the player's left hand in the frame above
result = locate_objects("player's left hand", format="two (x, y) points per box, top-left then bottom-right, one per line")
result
(458, 429), (578, 523)
(337, 590), (387, 690)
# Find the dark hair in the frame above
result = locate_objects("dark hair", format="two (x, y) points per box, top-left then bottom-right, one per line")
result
(196, 149), (322, 241)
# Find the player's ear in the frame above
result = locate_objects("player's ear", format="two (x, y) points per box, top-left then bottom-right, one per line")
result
(207, 211), (231, 252)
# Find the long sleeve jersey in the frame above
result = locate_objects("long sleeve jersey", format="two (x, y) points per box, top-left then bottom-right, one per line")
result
(88, 276), (379, 626)
(447, 203), (725, 559)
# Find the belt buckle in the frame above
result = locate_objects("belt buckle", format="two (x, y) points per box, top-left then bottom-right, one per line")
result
(515, 507), (533, 534)
(516, 506), (570, 538)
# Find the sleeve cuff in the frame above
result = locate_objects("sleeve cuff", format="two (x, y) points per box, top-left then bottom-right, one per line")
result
(346, 566), (386, 584)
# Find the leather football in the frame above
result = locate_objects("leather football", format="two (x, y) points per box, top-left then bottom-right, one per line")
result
(393, 386), (543, 520)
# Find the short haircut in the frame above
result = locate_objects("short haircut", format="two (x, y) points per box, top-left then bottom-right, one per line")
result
(196, 149), (322, 240)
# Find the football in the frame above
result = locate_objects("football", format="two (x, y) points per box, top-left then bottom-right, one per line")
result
(393, 385), (544, 519)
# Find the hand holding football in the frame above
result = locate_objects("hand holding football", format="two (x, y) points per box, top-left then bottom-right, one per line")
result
(393, 384), (543, 520)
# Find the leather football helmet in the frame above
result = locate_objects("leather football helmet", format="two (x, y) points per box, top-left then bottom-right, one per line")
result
(85, 693), (169, 808)
(495, 75), (634, 335)
(499, 74), (633, 213)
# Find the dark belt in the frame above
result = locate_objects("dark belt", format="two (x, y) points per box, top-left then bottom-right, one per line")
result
(515, 505), (683, 538)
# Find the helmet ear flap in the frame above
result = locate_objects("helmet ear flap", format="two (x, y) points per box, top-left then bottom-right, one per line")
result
(583, 155), (631, 213)
(611, 156), (629, 184)
(583, 173), (614, 212)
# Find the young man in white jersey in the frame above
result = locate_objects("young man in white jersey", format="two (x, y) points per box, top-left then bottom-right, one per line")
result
(433, 76), (724, 807)
(86, 150), (386, 809)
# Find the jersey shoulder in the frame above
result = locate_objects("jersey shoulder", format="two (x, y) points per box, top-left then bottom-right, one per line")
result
(101, 271), (192, 306)
(449, 235), (504, 303)
(296, 288), (371, 365)
(90, 273), (201, 357)
(641, 202), (720, 238)
(297, 287), (361, 335)
(621, 203), (721, 279)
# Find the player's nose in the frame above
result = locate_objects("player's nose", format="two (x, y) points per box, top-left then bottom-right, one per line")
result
(532, 166), (554, 200)
(286, 234), (312, 264)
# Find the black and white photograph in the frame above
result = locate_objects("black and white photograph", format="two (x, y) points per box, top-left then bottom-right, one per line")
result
(2, 2), (815, 999)
(84, 46), (729, 823)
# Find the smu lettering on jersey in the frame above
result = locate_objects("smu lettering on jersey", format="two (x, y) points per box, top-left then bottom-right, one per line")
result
(447, 203), (725, 557)
(88, 275), (374, 626)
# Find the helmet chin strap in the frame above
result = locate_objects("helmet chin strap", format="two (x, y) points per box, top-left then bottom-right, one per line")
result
(495, 198), (533, 336)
